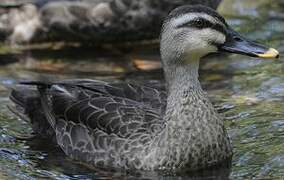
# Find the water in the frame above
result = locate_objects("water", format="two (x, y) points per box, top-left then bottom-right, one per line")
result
(0, 0), (283, 179)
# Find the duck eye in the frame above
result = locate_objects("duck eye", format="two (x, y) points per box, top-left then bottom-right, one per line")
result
(178, 18), (207, 29)
(193, 19), (204, 28)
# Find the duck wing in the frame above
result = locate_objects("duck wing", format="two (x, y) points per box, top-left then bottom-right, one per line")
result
(61, 79), (167, 113)
(47, 79), (167, 138)
(11, 79), (167, 168)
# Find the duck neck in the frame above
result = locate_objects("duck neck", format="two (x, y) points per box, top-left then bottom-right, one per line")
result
(164, 59), (207, 127)
(157, 58), (232, 169)
(163, 58), (204, 120)
(165, 59), (201, 93)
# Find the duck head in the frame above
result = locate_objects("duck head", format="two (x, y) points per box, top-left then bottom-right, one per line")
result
(160, 5), (279, 66)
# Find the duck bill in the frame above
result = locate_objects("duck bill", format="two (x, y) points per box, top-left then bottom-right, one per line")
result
(218, 29), (279, 59)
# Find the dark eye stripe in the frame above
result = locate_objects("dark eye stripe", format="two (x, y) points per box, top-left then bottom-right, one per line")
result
(177, 18), (211, 28)
(211, 23), (226, 34)
(177, 18), (226, 34)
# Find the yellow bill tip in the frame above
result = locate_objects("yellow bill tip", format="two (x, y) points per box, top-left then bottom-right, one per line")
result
(257, 48), (279, 59)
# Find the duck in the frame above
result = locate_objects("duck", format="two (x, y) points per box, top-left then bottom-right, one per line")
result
(1, 0), (222, 44)
(9, 5), (279, 172)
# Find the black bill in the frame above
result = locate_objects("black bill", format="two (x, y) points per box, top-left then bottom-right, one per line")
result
(218, 28), (279, 59)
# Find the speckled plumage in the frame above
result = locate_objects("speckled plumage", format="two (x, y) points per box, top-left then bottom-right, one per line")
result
(10, 5), (234, 172)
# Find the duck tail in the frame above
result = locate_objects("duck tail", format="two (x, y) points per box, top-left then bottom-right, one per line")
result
(9, 84), (55, 140)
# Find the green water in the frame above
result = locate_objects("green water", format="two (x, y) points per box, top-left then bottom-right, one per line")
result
(0, 0), (283, 179)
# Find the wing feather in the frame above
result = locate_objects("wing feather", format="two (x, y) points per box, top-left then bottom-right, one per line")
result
(22, 79), (167, 168)
(45, 80), (166, 139)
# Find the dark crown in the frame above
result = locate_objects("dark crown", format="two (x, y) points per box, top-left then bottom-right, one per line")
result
(166, 5), (228, 27)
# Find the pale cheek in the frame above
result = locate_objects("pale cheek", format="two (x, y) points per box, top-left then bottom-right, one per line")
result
(188, 29), (225, 48)
(183, 29), (224, 59)
(200, 29), (226, 44)
(184, 30), (205, 48)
